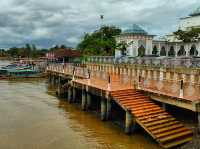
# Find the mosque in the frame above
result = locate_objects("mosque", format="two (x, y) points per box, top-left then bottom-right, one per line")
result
(115, 7), (200, 58)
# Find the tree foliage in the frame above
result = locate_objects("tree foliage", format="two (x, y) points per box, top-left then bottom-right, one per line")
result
(173, 28), (200, 43)
(77, 26), (121, 55)
(6, 44), (48, 58)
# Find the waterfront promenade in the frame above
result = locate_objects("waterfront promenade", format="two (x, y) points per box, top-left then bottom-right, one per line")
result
(47, 63), (200, 148)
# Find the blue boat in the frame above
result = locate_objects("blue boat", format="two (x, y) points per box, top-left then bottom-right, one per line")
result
(0, 64), (45, 78)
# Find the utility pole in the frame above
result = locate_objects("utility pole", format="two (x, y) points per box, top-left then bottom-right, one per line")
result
(100, 15), (104, 52)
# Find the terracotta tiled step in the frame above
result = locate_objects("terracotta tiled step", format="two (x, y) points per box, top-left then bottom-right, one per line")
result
(144, 118), (176, 127)
(137, 113), (169, 121)
(156, 127), (189, 138)
(134, 109), (165, 117)
(120, 99), (149, 105)
(140, 115), (172, 124)
(159, 130), (192, 143)
(148, 121), (180, 131)
(132, 104), (160, 111)
(116, 96), (149, 101)
(126, 103), (156, 109)
(162, 137), (193, 149)
(111, 92), (141, 97)
(152, 123), (184, 135)
(117, 97), (149, 102)
(133, 107), (162, 114)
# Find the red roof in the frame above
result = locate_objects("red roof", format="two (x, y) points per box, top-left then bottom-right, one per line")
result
(47, 49), (82, 59)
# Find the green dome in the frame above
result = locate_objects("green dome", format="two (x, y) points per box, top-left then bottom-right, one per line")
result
(123, 24), (147, 35)
(190, 7), (200, 16)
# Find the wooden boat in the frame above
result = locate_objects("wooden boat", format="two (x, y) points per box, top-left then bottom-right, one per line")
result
(0, 64), (46, 79)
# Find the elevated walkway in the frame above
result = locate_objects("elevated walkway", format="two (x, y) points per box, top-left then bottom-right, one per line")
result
(111, 89), (193, 149)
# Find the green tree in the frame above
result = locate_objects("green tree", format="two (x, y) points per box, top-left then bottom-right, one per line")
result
(173, 28), (200, 43)
(77, 26), (121, 56)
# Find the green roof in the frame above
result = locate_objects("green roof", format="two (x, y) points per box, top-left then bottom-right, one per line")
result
(122, 24), (148, 35)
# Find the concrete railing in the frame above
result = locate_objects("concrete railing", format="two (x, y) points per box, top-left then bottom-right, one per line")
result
(47, 63), (200, 100)
(87, 56), (200, 68)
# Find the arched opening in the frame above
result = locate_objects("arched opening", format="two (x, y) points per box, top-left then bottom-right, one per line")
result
(138, 45), (145, 57)
(168, 46), (175, 57)
(189, 44), (198, 56)
(160, 46), (166, 56)
(177, 45), (186, 56)
(152, 45), (158, 55)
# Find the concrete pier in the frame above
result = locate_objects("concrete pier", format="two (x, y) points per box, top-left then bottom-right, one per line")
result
(86, 92), (91, 110)
(68, 87), (72, 103)
(81, 89), (86, 110)
(198, 112), (200, 133)
(125, 109), (133, 134)
(106, 97), (111, 120)
(72, 87), (76, 102)
(101, 97), (107, 121)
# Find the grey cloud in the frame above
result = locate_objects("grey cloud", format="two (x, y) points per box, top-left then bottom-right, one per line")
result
(0, 0), (199, 48)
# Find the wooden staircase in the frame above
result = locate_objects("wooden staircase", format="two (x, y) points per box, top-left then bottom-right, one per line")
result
(111, 89), (193, 149)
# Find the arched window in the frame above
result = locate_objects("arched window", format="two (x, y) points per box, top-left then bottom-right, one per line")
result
(177, 45), (186, 56)
(138, 45), (145, 57)
(160, 46), (166, 56)
(189, 44), (198, 56)
(152, 45), (158, 55)
(168, 46), (175, 57)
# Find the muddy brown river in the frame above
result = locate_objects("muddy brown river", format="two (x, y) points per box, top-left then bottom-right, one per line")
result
(0, 61), (162, 149)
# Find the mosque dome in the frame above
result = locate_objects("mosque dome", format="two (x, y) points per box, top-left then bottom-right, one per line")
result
(123, 24), (148, 35)
(190, 7), (200, 16)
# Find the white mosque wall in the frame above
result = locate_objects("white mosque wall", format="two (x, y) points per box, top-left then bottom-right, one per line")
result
(180, 15), (200, 31)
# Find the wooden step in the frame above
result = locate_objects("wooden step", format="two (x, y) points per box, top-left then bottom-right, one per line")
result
(148, 121), (180, 131)
(145, 118), (176, 127)
(117, 96), (149, 101)
(133, 107), (162, 115)
(132, 104), (159, 111)
(152, 123), (184, 135)
(120, 99), (150, 105)
(156, 127), (189, 139)
(137, 113), (169, 121)
(134, 109), (165, 117)
(127, 102), (155, 109)
(162, 136), (192, 149)
(159, 130), (192, 143)
(141, 115), (172, 124)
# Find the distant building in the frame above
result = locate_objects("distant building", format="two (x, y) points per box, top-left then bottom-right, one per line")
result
(115, 7), (200, 58)
(115, 24), (154, 57)
(46, 48), (82, 63)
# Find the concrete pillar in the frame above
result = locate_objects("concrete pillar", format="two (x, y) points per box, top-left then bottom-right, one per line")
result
(86, 92), (92, 110)
(125, 109), (133, 134)
(57, 77), (62, 97)
(106, 97), (112, 120)
(179, 80), (184, 98)
(162, 103), (166, 110)
(101, 97), (107, 121)
(81, 90), (86, 110)
(68, 87), (72, 103)
(72, 87), (76, 102)
(198, 112), (200, 133)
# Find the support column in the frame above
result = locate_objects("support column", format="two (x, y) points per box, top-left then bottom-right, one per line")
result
(81, 89), (86, 110)
(106, 97), (111, 120)
(72, 87), (76, 102)
(125, 109), (133, 134)
(86, 92), (92, 110)
(162, 103), (166, 110)
(68, 86), (72, 103)
(57, 77), (62, 97)
(198, 112), (200, 133)
(101, 97), (107, 121)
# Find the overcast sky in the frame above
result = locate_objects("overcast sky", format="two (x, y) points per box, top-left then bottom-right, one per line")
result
(0, 0), (199, 49)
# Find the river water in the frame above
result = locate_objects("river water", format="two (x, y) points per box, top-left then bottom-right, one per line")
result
(0, 60), (161, 149)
